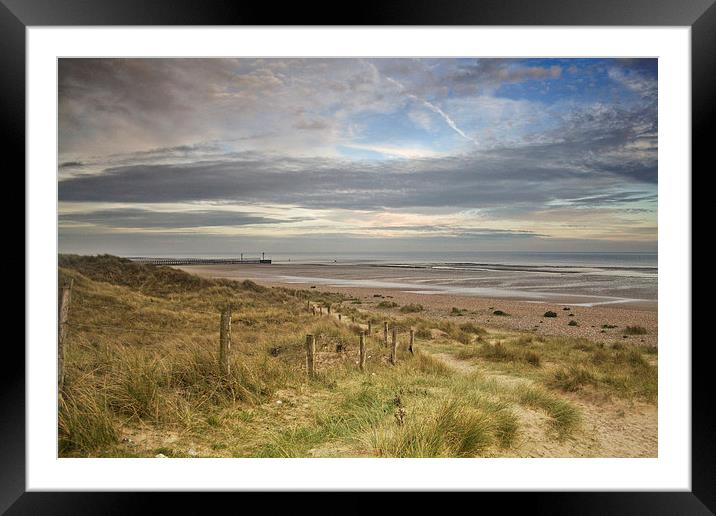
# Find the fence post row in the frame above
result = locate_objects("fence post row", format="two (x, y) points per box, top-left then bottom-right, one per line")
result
(219, 306), (232, 376)
(58, 279), (74, 393)
(306, 334), (316, 377)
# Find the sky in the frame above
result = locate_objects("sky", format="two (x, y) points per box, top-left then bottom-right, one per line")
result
(58, 58), (657, 258)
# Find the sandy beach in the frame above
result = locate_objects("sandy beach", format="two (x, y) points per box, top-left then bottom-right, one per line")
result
(179, 263), (658, 348)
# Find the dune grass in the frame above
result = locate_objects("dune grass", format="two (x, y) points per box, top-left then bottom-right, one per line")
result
(447, 331), (657, 402)
(513, 385), (581, 438)
(399, 303), (424, 313)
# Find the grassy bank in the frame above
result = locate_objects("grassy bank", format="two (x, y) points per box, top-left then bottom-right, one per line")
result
(58, 255), (657, 457)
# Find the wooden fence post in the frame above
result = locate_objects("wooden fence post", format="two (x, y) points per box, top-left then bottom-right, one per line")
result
(390, 325), (398, 365)
(307, 300), (310, 312)
(368, 321), (372, 334)
(219, 306), (232, 376)
(58, 279), (74, 393)
(409, 328), (415, 354)
(327, 304), (331, 315)
(359, 332), (366, 371)
(383, 321), (388, 347)
(306, 334), (316, 377)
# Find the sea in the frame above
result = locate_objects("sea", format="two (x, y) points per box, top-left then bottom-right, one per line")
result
(160, 251), (658, 307)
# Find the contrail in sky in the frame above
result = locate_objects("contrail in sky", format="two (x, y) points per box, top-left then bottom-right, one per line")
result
(385, 76), (478, 145)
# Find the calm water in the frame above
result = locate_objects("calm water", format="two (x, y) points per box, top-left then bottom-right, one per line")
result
(148, 251), (658, 306)
(149, 250), (657, 269)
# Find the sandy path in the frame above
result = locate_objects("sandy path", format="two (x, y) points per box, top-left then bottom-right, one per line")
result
(432, 352), (657, 458)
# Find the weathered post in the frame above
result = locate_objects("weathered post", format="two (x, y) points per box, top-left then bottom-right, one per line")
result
(306, 334), (316, 377)
(338, 313), (342, 322)
(58, 279), (74, 393)
(327, 304), (331, 315)
(219, 306), (232, 376)
(359, 332), (366, 371)
(307, 300), (311, 312)
(390, 325), (398, 365)
(383, 321), (388, 347)
(368, 321), (372, 334)
(409, 328), (415, 354)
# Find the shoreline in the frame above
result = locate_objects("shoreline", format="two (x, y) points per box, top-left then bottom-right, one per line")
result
(178, 264), (658, 347)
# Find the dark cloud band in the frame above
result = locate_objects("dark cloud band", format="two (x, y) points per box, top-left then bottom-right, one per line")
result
(59, 208), (299, 229)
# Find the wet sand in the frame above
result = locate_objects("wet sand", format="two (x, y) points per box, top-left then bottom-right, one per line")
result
(179, 263), (658, 347)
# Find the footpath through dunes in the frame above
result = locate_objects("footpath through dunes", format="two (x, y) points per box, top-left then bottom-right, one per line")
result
(57, 254), (657, 458)
(430, 351), (657, 458)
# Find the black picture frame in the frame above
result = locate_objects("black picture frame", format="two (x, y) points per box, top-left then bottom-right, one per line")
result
(6, 0), (708, 512)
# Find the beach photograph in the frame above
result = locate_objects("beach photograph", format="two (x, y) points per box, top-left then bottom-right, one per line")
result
(57, 57), (657, 458)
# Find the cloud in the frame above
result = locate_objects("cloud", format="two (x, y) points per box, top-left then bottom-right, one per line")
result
(59, 161), (86, 169)
(57, 58), (658, 251)
(607, 67), (657, 100)
(546, 191), (656, 208)
(59, 208), (300, 229)
(407, 109), (435, 131)
(355, 224), (546, 239)
(58, 58), (397, 157)
(58, 134), (655, 214)
(448, 60), (563, 94)
(340, 143), (440, 159)
(293, 118), (331, 130)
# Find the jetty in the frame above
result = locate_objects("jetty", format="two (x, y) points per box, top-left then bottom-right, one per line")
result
(129, 254), (271, 266)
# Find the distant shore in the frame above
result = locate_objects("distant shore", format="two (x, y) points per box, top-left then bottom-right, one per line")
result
(178, 263), (658, 348)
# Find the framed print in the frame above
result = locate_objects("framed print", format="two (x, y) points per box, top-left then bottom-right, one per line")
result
(7, 0), (709, 512)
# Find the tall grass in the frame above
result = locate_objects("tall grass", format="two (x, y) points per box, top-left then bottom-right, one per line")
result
(256, 386), (392, 457)
(514, 385), (580, 438)
(57, 258), (312, 455)
(59, 382), (118, 454)
(457, 342), (542, 367)
(548, 347), (656, 401)
(370, 396), (518, 457)
(413, 350), (453, 376)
